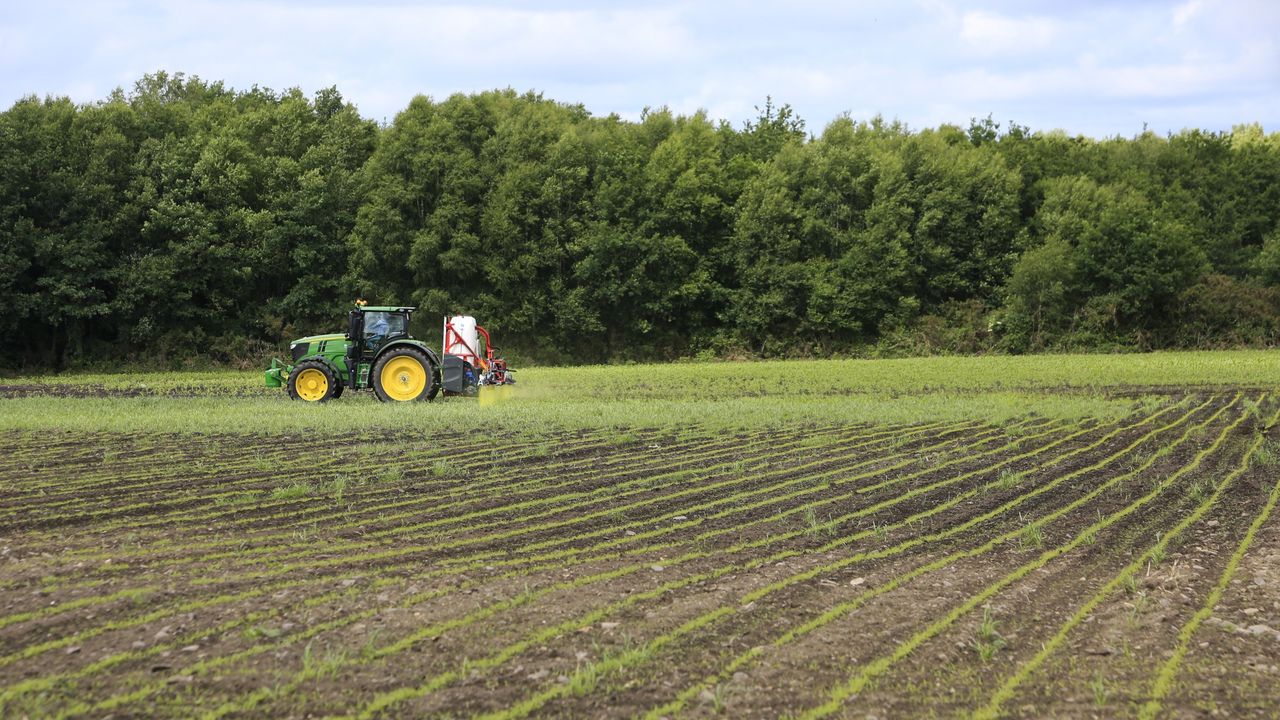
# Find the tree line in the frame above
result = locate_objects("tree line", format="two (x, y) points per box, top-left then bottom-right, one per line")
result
(3, 72), (1278, 369)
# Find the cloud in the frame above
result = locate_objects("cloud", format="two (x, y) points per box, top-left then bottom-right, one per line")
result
(1172, 0), (1204, 27)
(959, 11), (1058, 55)
(1, 1), (1276, 138)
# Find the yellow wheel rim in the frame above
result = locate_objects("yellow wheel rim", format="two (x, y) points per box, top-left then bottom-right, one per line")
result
(295, 368), (329, 402)
(380, 356), (426, 401)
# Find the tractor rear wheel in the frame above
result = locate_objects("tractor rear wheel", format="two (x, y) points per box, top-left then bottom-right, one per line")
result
(372, 347), (439, 402)
(288, 361), (337, 403)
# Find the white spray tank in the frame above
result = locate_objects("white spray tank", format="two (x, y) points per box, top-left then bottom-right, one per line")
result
(443, 315), (480, 364)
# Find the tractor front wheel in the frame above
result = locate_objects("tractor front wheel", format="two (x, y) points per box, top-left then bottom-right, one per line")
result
(288, 361), (337, 403)
(372, 347), (439, 402)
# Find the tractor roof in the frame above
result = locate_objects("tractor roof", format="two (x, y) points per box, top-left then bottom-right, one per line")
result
(359, 306), (415, 313)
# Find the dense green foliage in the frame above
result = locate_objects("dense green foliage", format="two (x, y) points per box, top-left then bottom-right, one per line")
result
(3, 73), (1278, 368)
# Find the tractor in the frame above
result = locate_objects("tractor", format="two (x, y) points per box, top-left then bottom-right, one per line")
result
(264, 303), (513, 403)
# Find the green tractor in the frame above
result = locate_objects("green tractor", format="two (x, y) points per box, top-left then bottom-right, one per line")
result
(265, 304), (439, 402)
(265, 303), (513, 403)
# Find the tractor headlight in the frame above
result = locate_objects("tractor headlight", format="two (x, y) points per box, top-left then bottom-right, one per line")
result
(290, 342), (309, 362)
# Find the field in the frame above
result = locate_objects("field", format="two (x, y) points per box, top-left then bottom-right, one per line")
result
(2, 351), (1279, 718)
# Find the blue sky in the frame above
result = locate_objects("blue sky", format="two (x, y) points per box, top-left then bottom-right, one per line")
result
(3, 0), (1277, 137)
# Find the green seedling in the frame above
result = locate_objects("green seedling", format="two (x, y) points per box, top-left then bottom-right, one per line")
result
(1148, 534), (1167, 566)
(1253, 442), (1277, 466)
(270, 482), (314, 500)
(1018, 523), (1044, 549)
(1090, 672), (1108, 707)
(997, 469), (1024, 491)
(301, 639), (348, 679)
(429, 460), (462, 478)
(973, 607), (1007, 662)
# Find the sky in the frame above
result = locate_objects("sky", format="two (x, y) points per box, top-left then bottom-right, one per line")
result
(2, 0), (1277, 138)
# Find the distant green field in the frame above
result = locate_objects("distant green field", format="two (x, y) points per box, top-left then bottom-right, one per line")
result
(2, 350), (1273, 434)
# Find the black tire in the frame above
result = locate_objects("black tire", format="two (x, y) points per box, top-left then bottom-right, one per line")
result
(427, 366), (441, 400)
(332, 382), (344, 399)
(287, 360), (337, 403)
(371, 347), (439, 403)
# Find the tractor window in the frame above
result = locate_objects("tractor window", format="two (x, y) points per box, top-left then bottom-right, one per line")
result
(363, 312), (407, 350)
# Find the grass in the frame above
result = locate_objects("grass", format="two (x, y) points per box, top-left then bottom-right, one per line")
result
(996, 468), (1024, 491)
(1018, 523), (1044, 549)
(15, 349), (1278, 395)
(800, 506), (839, 539)
(1252, 441), (1278, 466)
(0, 390), (1125, 435)
(301, 640), (348, 680)
(270, 482), (315, 501)
(14, 348), (1272, 435)
(213, 491), (260, 507)
(428, 460), (463, 478)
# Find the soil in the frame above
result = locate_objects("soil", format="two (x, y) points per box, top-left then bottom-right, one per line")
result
(0, 391), (1277, 718)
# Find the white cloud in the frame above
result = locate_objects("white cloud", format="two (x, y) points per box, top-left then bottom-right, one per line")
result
(1172, 0), (1204, 27)
(1, 1), (1276, 138)
(959, 11), (1057, 55)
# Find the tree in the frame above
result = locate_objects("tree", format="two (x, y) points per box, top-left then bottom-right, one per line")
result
(1003, 175), (1208, 347)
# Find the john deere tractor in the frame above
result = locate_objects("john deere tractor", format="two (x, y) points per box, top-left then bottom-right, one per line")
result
(265, 303), (512, 403)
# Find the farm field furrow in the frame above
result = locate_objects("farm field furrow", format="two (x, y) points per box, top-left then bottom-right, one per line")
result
(381, 397), (1237, 720)
(0, 417), (962, 586)
(0, 415), (1018, 671)
(0, 397), (1198, 712)
(1, 356), (1277, 718)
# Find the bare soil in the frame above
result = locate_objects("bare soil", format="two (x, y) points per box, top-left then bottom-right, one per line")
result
(1, 392), (1277, 718)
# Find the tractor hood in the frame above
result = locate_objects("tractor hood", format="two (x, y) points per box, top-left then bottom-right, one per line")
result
(289, 333), (347, 363)
(292, 333), (346, 346)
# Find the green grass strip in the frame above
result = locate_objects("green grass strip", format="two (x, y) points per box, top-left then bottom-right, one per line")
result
(795, 396), (1254, 720)
(0, 587), (153, 632)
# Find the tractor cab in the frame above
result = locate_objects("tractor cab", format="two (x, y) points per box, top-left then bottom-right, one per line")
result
(348, 305), (413, 357)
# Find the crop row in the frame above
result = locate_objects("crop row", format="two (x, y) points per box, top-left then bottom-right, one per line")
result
(4, 394), (1265, 718)
(2, 415), (1008, 638)
(459, 396), (1241, 720)
(0, 414), (1104, 714)
(0, 417), (998, 676)
(5, 421), (944, 592)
